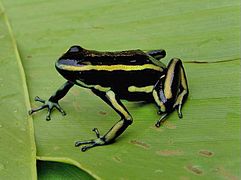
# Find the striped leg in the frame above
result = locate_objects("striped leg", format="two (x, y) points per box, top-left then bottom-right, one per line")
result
(173, 64), (189, 118)
(29, 81), (74, 120)
(75, 89), (132, 152)
(153, 58), (189, 127)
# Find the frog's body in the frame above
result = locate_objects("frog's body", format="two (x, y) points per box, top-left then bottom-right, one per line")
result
(56, 47), (165, 102)
(29, 46), (189, 152)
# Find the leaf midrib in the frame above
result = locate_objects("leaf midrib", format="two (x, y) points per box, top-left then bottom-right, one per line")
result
(0, 1), (37, 179)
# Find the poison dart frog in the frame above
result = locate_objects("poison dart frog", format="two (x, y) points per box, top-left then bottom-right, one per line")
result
(29, 46), (189, 152)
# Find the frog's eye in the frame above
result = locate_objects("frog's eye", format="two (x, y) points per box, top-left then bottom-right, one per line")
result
(68, 45), (83, 53)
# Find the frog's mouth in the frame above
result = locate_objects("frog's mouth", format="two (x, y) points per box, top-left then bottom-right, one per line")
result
(55, 58), (85, 71)
(55, 60), (81, 81)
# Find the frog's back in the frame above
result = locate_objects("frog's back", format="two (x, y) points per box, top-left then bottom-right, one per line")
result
(58, 46), (162, 66)
(80, 48), (154, 65)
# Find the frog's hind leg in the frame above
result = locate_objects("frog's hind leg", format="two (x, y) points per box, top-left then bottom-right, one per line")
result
(147, 49), (166, 60)
(153, 58), (189, 127)
(172, 62), (189, 118)
(75, 89), (133, 151)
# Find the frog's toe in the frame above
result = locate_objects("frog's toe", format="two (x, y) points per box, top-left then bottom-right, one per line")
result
(75, 131), (106, 152)
(81, 146), (89, 152)
(175, 104), (183, 119)
(28, 110), (33, 115)
(34, 96), (45, 103)
(46, 114), (51, 121)
(74, 128), (101, 147)
(92, 128), (100, 138)
(75, 139), (105, 152)
(54, 103), (66, 116)
(29, 104), (48, 115)
(177, 109), (183, 119)
(75, 140), (94, 147)
(45, 107), (54, 121)
(155, 113), (168, 127)
(157, 110), (162, 115)
(75, 140), (97, 151)
(81, 143), (98, 152)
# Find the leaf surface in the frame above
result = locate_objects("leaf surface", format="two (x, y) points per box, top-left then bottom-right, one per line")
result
(0, 2), (36, 179)
(1, 0), (240, 179)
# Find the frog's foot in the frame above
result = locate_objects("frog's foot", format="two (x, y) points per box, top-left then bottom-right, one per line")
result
(75, 128), (107, 152)
(155, 90), (187, 127)
(28, 96), (66, 120)
(175, 104), (183, 119)
(155, 113), (168, 127)
(173, 90), (188, 119)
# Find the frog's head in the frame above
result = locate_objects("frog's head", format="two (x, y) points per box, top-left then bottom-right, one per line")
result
(57, 45), (84, 66)
(55, 45), (85, 80)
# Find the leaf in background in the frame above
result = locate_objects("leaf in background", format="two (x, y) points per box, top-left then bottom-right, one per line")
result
(0, 2), (36, 179)
(1, 0), (240, 179)
(37, 161), (94, 180)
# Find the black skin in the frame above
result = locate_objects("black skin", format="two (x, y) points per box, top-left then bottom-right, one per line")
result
(29, 46), (189, 152)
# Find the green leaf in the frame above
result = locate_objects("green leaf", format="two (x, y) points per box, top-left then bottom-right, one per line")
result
(0, 2), (36, 179)
(1, 0), (240, 179)
(37, 161), (94, 180)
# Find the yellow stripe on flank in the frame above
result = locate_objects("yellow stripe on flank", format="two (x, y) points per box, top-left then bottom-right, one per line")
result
(76, 80), (111, 92)
(128, 85), (154, 93)
(57, 64), (163, 72)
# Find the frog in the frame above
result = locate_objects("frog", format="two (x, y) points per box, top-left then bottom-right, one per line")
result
(29, 45), (189, 152)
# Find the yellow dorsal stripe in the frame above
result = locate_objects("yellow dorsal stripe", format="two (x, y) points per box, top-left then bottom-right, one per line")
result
(57, 64), (163, 72)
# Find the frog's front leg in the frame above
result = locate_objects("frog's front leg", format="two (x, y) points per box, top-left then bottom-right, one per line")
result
(75, 90), (132, 152)
(153, 58), (189, 127)
(29, 80), (74, 120)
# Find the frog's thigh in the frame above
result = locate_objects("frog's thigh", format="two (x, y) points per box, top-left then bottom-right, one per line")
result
(172, 61), (189, 117)
(164, 58), (189, 114)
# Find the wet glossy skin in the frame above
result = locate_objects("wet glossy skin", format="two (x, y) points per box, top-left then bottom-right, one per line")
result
(29, 46), (189, 152)
(56, 46), (166, 101)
